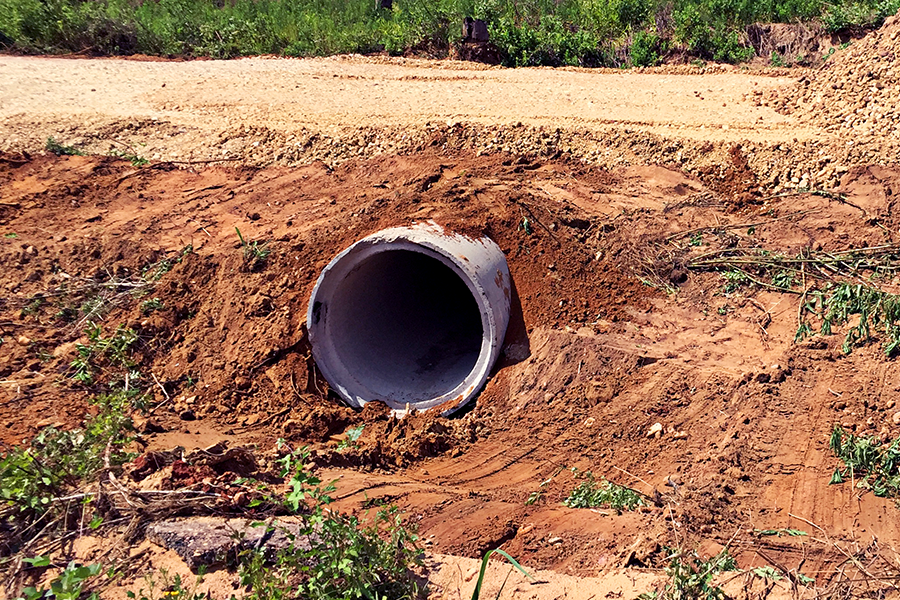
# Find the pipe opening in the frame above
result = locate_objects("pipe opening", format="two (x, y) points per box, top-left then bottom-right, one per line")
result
(326, 249), (483, 403)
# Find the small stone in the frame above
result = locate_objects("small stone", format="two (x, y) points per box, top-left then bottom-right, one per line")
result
(179, 409), (197, 421)
(647, 422), (663, 438)
(17, 335), (31, 346)
(548, 536), (563, 544)
(892, 411), (900, 425)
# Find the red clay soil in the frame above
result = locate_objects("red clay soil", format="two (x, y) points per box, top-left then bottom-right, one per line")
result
(2, 149), (900, 591)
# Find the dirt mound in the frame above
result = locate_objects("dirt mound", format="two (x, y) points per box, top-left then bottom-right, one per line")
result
(5, 149), (900, 590)
(764, 12), (900, 136)
(0, 150), (654, 453)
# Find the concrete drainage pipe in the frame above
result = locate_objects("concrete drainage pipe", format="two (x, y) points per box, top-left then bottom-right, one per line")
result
(307, 222), (511, 416)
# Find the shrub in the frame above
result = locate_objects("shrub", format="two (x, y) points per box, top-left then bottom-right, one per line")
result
(630, 29), (664, 66)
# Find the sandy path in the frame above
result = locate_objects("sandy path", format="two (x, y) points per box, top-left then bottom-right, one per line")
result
(0, 54), (814, 144)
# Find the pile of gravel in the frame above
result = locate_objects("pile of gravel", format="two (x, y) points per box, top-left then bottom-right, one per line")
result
(762, 12), (900, 138)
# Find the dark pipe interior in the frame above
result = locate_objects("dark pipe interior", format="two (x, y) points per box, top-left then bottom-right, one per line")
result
(327, 250), (483, 403)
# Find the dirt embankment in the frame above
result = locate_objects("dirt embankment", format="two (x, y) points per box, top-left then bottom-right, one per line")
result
(3, 146), (900, 596)
(1, 52), (899, 196)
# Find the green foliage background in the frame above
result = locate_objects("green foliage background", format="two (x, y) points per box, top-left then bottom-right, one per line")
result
(0, 0), (899, 66)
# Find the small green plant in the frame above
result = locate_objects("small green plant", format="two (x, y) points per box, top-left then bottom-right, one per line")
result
(238, 445), (425, 600)
(45, 137), (83, 157)
(829, 425), (900, 499)
(70, 324), (138, 384)
(236, 227), (271, 270)
(754, 528), (807, 537)
(128, 567), (208, 600)
(564, 472), (645, 513)
(109, 146), (149, 166)
(20, 296), (45, 317)
(688, 232), (703, 247)
(800, 283), (900, 355)
(639, 548), (736, 600)
(336, 424), (364, 450)
(519, 217), (533, 236)
(18, 561), (102, 600)
(771, 270), (794, 290)
(721, 270), (749, 293)
(140, 297), (164, 315)
(768, 51), (784, 67)
(4, 232), (18, 238)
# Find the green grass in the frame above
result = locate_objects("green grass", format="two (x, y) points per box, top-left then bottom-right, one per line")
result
(236, 227), (271, 271)
(1, 0), (898, 66)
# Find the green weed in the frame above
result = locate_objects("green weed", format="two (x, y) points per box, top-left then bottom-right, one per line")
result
(70, 324), (138, 384)
(140, 297), (164, 315)
(238, 445), (425, 600)
(829, 425), (900, 499)
(564, 472), (645, 513)
(754, 528), (808, 537)
(20, 295), (44, 318)
(630, 30), (665, 67)
(109, 147), (149, 167)
(45, 137), (83, 157)
(639, 548), (736, 600)
(336, 424), (364, 451)
(720, 269), (749, 293)
(236, 227), (270, 271)
(1, 0), (893, 66)
(18, 561), (102, 600)
(799, 283), (900, 355)
(0, 389), (135, 561)
(128, 567), (208, 600)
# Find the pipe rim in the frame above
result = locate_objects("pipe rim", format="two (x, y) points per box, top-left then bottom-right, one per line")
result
(307, 224), (508, 416)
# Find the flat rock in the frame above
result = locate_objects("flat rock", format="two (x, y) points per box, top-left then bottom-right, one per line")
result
(146, 517), (312, 570)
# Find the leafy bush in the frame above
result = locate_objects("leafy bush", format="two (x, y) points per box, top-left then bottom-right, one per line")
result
(630, 30), (665, 66)
(0, 0), (898, 72)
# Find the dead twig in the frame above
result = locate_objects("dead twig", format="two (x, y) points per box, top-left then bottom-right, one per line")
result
(665, 208), (820, 241)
